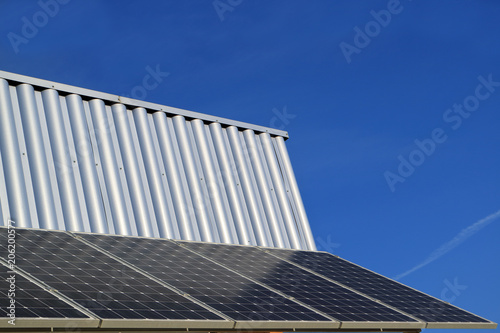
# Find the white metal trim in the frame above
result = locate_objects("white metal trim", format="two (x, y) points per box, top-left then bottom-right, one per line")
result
(0, 70), (289, 138)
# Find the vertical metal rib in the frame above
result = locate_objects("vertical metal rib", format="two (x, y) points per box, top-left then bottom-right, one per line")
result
(172, 115), (216, 243)
(260, 133), (303, 249)
(243, 130), (288, 249)
(112, 104), (154, 237)
(0, 198), (4, 226)
(16, 84), (59, 230)
(192, 119), (235, 244)
(211, 124), (257, 245)
(222, 128), (258, 245)
(83, 100), (114, 234)
(274, 136), (316, 250)
(226, 126), (272, 247)
(65, 94), (108, 234)
(127, 111), (160, 237)
(0, 148), (10, 225)
(89, 99), (131, 236)
(41, 89), (84, 231)
(108, 105), (138, 236)
(0, 79), (31, 227)
(58, 95), (91, 231)
(32, 91), (62, 230)
(186, 121), (220, 243)
(153, 112), (196, 240)
(204, 124), (240, 243)
(133, 107), (175, 238)
(147, 113), (181, 239)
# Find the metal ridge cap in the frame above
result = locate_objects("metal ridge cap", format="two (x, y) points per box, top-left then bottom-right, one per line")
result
(0, 69), (289, 138)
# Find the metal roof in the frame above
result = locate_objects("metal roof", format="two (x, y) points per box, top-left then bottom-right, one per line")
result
(0, 70), (316, 250)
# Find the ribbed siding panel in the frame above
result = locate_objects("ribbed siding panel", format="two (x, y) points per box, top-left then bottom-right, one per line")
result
(112, 103), (154, 237)
(66, 94), (108, 234)
(192, 119), (237, 244)
(260, 132), (304, 249)
(42, 89), (85, 231)
(209, 123), (256, 245)
(134, 108), (175, 239)
(0, 80), (32, 227)
(227, 126), (273, 247)
(0, 147), (9, 225)
(17, 84), (59, 230)
(0, 77), (316, 250)
(274, 136), (317, 250)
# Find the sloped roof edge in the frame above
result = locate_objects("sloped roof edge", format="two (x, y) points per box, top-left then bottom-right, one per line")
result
(0, 70), (289, 139)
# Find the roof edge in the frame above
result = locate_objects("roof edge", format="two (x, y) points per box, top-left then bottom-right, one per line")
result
(0, 70), (289, 138)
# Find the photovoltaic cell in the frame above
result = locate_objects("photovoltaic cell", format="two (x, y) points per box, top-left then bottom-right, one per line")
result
(0, 264), (89, 319)
(268, 249), (490, 323)
(0, 228), (223, 321)
(79, 232), (331, 322)
(180, 241), (417, 323)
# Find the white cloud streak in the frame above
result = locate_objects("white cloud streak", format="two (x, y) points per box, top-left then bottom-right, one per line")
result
(394, 209), (500, 281)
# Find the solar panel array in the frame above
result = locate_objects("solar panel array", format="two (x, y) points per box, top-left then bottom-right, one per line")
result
(267, 249), (489, 324)
(78, 233), (330, 323)
(179, 241), (416, 323)
(0, 227), (495, 331)
(0, 228), (224, 322)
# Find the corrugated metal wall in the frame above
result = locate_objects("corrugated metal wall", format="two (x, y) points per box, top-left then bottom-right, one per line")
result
(0, 72), (316, 250)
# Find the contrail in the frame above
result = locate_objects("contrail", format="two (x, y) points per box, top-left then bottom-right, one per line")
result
(394, 209), (500, 281)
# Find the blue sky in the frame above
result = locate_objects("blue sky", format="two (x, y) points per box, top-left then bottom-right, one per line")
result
(1, 0), (499, 330)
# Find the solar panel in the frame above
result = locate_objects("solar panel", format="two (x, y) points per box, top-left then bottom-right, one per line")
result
(78, 232), (337, 329)
(267, 248), (493, 327)
(0, 228), (228, 329)
(0, 264), (95, 326)
(179, 241), (420, 326)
